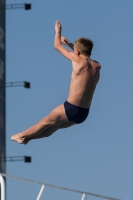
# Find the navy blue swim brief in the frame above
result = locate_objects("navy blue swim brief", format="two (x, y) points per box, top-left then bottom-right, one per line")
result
(64, 100), (89, 124)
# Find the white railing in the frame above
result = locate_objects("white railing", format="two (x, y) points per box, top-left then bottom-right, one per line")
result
(0, 174), (5, 200)
(0, 173), (122, 200)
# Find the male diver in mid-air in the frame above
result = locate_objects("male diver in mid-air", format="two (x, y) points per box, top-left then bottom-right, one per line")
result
(11, 20), (101, 144)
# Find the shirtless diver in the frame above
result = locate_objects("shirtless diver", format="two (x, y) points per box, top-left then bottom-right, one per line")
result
(11, 20), (101, 144)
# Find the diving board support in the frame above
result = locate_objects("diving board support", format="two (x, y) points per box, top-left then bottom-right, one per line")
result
(0, 174), (5, 200)
(36, 184), (45, 200)
(81, 193), (86, 200)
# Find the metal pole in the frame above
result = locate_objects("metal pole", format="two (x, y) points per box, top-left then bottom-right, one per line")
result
(36, 184), (45, 200)
(0, 174), (5, 200)
(81, 193), (86, 200)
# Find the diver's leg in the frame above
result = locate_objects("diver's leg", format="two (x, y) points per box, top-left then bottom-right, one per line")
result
(24, 121), (75, 144)
(11, 104), (68, 144)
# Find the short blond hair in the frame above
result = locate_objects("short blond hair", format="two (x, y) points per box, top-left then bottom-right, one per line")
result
(74, 37), (93, 56)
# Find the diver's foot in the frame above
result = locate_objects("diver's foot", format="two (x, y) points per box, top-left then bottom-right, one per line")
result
(11, 133), (27, 144)
(23, 138), (30, 145)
